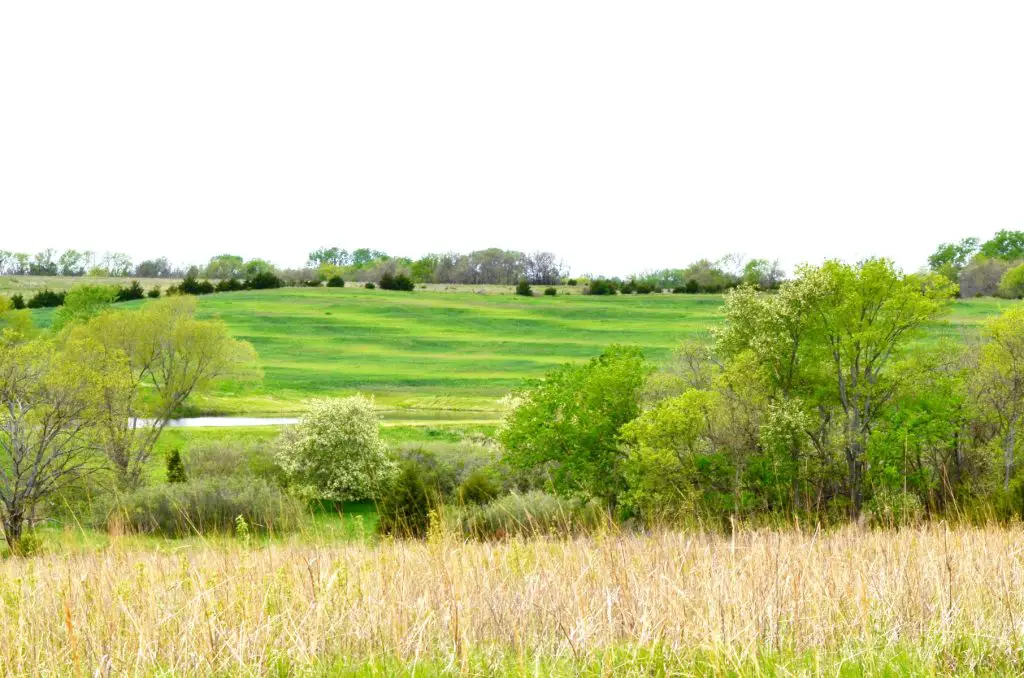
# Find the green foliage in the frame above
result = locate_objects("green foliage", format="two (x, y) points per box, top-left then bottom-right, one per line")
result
(379, 273), (414, 291)
(116, 478), (303, 537)
(376, 461), (437, 538)
(52, 284), (116, 330)
(500, 345), (650, 504)
(999, 263), (1024, 298)
(326, 276), (345, 288)
(244, 271), (284, 289)
(9, 294), (25, 310)
(146, 288), (161, 299)
(166, 449), (187, 484)
(277, 396), (397, 502)
(585, 278), (617, 295)
(115, 280), (145, 302)
(980, 230), (1024, 260)
(204, 254), (245, 279)
(453, 492), (607, 539)
(863, 489), (923, 527)
(457, 468), (501, 505)
(928, 237), (979, 281)
(26, 289), (66, 309)
(364, 282), (375, 289)
(515, 280), (533, 297)
(543, 287), (557, 296)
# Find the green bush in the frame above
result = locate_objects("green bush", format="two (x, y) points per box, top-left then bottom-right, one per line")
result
(543, 287), (557, 296)
(377, 461), (439, 538)
(379, 273), (414, 291)
(115, 280), (145, 302)
(516, 280), (533, 297)
(244, 272), (284, 290)
(364, 282), (376, 289)
(184, 440), (287, 487)
(326, 276), (345, 288)
(864, 489), (923, 527)
(457, 468), (501, 505)
(116, 478), (303, 537)
(166, 449), (187, 484)
(215, 278), (245, 293)
(585, 279), (617, 295)
(454, 492), (607, 540)
(27, 289), (65, 308)
(9, 294), (25, 310)
(146, 288), (161, 299)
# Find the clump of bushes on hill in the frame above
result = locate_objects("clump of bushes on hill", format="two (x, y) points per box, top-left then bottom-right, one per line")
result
(365, 282), (376, 289)
(584, 279), (617, 295)
(516, 280), (533, 297)
(26, 289), (66, 308)
(326, 276), (345, 288)
(114, 478), (302, 537)
(9, 294), (25, 310)
(543, 287), (557, 296)
(379, 273), (414, 291)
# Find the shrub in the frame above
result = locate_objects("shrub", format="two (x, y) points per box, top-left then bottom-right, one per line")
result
(116, 478), (303, 537)
(585, 279), (617, 295)
(185, 440), (288, 487)
(245, 272), (284, 290)
(147, 288), (161, 299)
(364, 282), (376, 289)
(543, 287), (557, 296)
(457, 468), (501, 505)
(115, 280), (146, 302)
(515, 280), (533, 297)
(177, 275), (215, 295)
(454, 492), (607, 540)
(9, 294), (25, 310)
(166, 449), (187, 483)
(376, 461), (439, 538)
(326, 276), (345, 288)
(379, 273), (414, 291)
(864, 489), (923, 528)
(276, 396), (397, 502)
(303, 280), (322, 288)
(999, 263), (1024, 298)
(215, 278), (245, 293)
(26, 289), (65, 308)
(567, 279), (578, 286)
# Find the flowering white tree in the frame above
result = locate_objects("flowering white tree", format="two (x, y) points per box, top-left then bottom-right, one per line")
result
(278, 396), (397, 502)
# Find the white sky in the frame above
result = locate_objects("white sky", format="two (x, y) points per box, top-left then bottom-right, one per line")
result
(1, 2), (1022, 277)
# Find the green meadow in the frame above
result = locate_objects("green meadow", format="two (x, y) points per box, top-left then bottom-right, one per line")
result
(28, 285), (1022, 417)
(190, 287), (1018, 415)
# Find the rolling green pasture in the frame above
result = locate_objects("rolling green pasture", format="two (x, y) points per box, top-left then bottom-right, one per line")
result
(191, 287), (725, 414)
(191, 287), (1019, 415)
(19, 281), (1021, 415)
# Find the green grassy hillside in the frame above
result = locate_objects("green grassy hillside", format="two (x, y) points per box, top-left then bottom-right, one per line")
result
(21, 283), (1020, 415)
(186, 287), (1016, 415)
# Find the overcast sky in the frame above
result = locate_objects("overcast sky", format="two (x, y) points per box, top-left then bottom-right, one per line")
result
(2, 2), (1022, 277)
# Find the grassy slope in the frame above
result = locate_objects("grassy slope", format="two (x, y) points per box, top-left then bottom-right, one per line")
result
(192, 287), (726, 414)
(22, 282), (1020, 415)
(193, 287), (1018, 415)
(0, 274), (179, 294)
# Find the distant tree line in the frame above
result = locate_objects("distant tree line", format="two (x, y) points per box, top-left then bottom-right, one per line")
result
(928, 230), (1024, 298)
(0, 250), (191, 278)
(7, 246), (792, 295)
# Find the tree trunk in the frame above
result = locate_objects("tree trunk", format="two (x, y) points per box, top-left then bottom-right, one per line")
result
(3, 510), (24, 553)
(846, 441), (864, 516)
(1004, 416), (1018, 490)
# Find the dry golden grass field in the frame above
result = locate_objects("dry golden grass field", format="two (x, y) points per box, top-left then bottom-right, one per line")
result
(6, 524), (1024, 675)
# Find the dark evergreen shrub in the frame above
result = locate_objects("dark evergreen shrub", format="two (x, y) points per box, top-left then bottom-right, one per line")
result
(543, 287), (557, 296)
(516, 280), (533, 297)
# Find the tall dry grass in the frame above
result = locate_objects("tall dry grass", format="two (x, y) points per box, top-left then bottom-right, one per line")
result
(3, 524), (1024, 674)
